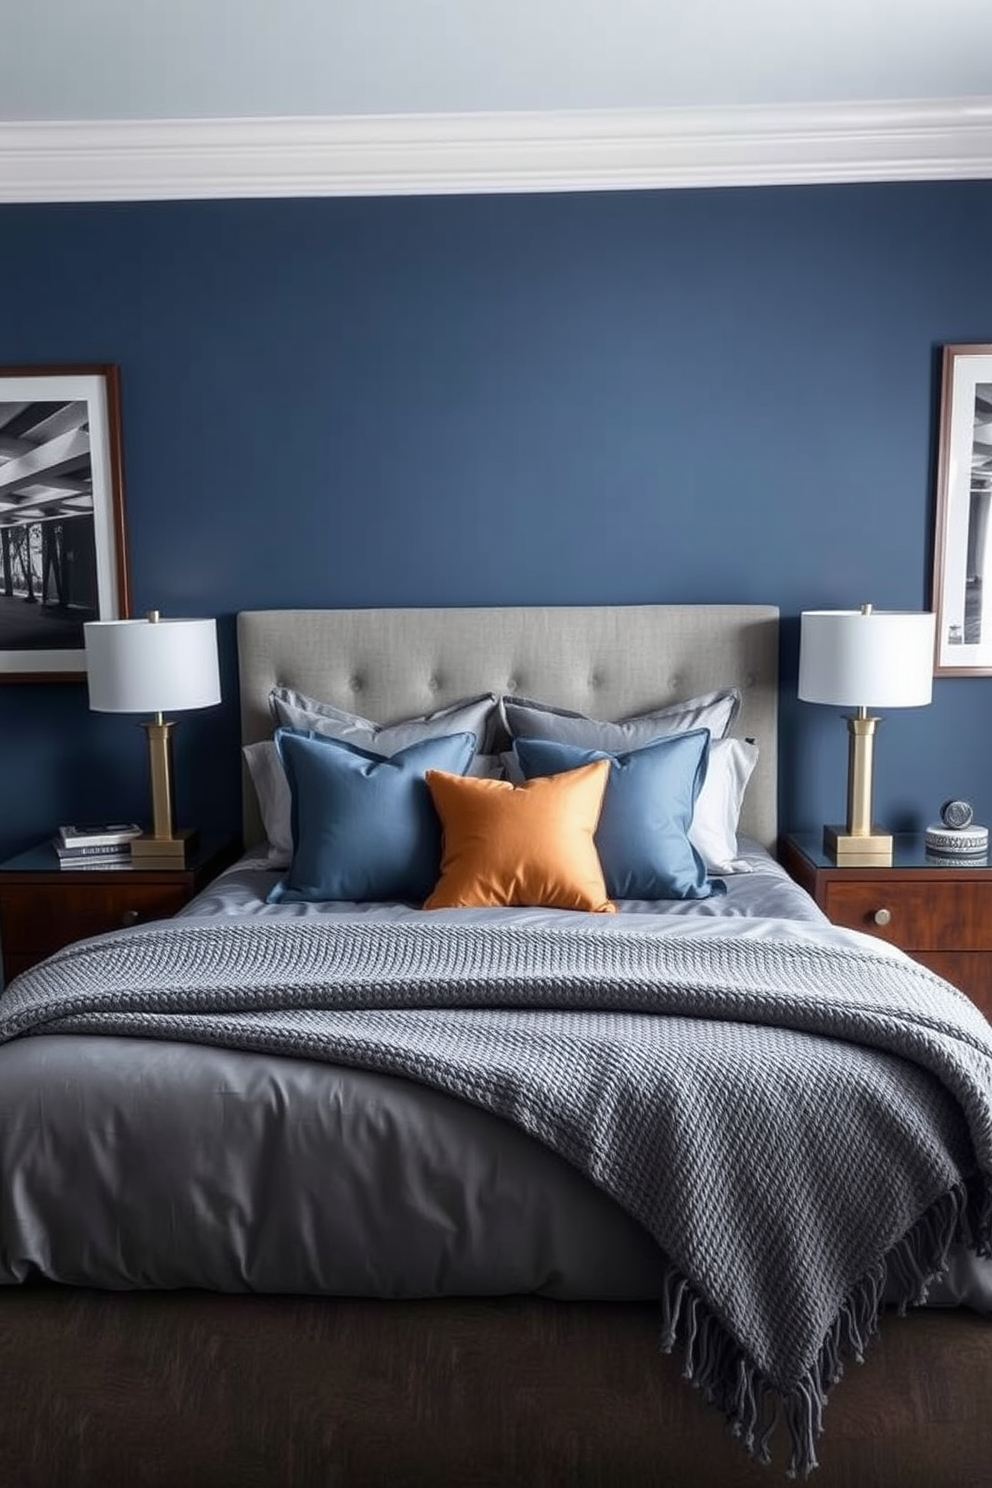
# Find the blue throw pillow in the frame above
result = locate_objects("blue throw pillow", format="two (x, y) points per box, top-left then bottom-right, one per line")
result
(512, 731), (719, 901)
(269, 729), (476, 903)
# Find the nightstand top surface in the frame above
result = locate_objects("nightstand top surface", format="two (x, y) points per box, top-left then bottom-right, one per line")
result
(785, 830), (992, 873)
(0, 834), (240, 877)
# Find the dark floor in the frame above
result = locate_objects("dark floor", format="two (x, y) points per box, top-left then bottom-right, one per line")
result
(0, 1290), (990, 1488)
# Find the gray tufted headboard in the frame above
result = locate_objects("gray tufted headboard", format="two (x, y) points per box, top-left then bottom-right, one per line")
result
(237, 604), (779, 850)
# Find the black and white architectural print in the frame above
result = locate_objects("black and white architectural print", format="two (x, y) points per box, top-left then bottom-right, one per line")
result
(932, 344), (992, 676)
(0, 366), (129, 680)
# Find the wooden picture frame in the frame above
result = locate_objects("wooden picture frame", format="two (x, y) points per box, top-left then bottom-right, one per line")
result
(931, 343), (992, 676)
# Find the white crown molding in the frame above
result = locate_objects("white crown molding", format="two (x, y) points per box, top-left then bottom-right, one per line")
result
(1, 97), (991, 203)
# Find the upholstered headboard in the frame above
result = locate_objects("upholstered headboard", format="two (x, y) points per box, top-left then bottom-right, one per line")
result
(236, 604), (779, 850)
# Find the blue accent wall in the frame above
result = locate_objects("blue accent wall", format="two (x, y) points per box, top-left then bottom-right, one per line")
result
(1, 181), (991, 857)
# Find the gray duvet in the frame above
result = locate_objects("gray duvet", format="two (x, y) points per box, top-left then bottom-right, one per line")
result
(1, 848), (824, 1302)
(2, 847), (991, 1474)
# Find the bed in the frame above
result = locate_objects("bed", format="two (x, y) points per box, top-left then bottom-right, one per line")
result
(1, 602), (991, 1488)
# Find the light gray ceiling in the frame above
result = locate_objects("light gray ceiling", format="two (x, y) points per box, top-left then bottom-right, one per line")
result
(3, 0), (992, 121)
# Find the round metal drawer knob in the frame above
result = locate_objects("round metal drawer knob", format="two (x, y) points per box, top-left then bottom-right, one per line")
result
(120, 909), (139, 927)
(873, 908), (892, 928)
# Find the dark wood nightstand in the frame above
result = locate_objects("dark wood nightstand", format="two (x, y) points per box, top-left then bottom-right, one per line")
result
(0, 836), (241, 984)
(779, 832), (992, 1017)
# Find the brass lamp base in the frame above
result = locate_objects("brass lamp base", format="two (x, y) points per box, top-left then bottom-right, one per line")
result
(822, 709), (894, 865)
(134, 715), (200, 867)
(823, 824), (893, 866)
(130, 827), (199, 868)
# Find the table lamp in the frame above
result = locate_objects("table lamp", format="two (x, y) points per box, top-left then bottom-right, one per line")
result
(798, 604), (935, 865)
(84, 610), (221, 865)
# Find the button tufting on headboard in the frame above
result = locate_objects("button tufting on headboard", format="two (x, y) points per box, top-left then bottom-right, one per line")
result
(237, 605), (779, 851)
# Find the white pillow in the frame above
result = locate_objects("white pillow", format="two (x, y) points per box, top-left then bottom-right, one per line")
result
(688, 738), (759, 875)
(244, 739), (294, 862)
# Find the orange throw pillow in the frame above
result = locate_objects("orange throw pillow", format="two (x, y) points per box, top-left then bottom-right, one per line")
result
(423, 759), (616, 913)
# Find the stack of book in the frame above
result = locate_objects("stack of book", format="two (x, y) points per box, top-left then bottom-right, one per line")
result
(53, 822), (143, 869)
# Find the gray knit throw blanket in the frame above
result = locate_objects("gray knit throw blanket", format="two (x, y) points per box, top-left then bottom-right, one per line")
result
(4, 913), (992, 1476)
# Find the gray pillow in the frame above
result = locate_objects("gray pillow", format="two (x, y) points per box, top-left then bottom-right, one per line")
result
(499, 687), (741, 752)
(271, 686), (501, 755)
(247, 691), (505, 863)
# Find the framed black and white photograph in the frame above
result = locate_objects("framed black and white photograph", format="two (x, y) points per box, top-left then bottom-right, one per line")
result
(0, 364), (129, 681)
(931, 343), (992, 676)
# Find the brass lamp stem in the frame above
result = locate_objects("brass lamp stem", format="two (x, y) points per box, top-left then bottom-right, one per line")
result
(141, 714), (176, 841)
(845, 706), (877, 839)
(140, 611), (176, 842)
(824, 704), (892, 863)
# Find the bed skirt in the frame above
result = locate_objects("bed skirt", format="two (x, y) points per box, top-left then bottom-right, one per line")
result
(1, 1291), (990, 1488)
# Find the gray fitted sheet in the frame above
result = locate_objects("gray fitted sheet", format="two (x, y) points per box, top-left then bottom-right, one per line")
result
(2, 847), (989, 1310)
(183, 837), (826, 924)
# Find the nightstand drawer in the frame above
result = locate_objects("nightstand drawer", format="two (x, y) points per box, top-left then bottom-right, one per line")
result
(823, 880), (992, 952)
(1, 882), (190, 953)
(779, 832), (992, 1017)
(0, 837), (240, 982)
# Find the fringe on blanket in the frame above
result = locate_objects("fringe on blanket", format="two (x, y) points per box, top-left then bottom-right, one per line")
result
(658, 1178), (982, 1478)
